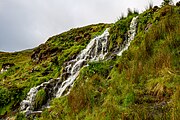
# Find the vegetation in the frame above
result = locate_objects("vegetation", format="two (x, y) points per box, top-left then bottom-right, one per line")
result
(162, 0), (173, 6)
(108, 9), (138, 52)
(0, 23), (109, 117)
(1, 1), (180, 120)
(40, 4), (180, 120)
(34, 89), (47, 110)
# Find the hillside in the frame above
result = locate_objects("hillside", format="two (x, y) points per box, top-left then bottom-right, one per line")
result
(0, 2), (180, 120)
(0, 23), (109, 117)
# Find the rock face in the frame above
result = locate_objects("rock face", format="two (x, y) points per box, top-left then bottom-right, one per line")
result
(0, 63), (15, 74)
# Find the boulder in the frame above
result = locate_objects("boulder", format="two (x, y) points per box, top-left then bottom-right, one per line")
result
(1, 63), (15, 74)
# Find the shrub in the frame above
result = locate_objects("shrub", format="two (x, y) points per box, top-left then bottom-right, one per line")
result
(146, 1), (153, 10)
(176, 1), (180, 6)
(34, 89), (47, 110)
(15, 113), (26, 120)
(162, 0), (173, 6)
(0, 87), (11, 107)
(127, 8), (133, 16)
(123, 91), (135, 107)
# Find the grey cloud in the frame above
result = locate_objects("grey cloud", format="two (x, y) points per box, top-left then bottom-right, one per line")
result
(0, 0), (178, 52)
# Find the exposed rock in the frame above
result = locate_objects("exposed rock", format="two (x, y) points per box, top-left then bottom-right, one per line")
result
(31, 51), (39, 62)
(61, 72), (71, 81)
(42, 70), (50, 76)
(31, 44), (60, 63)
(0, 63), (15, 74)
(30, 67), (40, 73)
(84, 33), (90, 39)
(24, 110), (42, 117)
(75, 36), (82, 41)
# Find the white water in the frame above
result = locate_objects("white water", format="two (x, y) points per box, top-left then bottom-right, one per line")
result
(20, 28), (109, 114)
(20, 79), (55, 112)
(0, 68), (7, 74)
(56, 28), (109, 97)
(1, 66), (10, 74)
(117, 16), (138, 56)
(20, 16), (139, 115)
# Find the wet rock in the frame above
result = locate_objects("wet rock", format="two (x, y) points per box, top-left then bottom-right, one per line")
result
(30, 67), (40, 73)
(109, 66), (113, 70)
(42, 70), (50, 76)
(70, 54), (77, 60)
(61, 72), (71, 81)
(107, 53), (117, 60)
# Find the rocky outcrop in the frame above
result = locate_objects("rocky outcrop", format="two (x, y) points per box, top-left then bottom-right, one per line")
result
(31, 44), (61, 63)
(0, 63), (15, 74)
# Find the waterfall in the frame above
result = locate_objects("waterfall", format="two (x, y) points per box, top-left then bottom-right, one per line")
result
(20, 28), (109, 115)
(117, 16), (138, 56)
(55, 28), (109, 97)
(20, 16), (139, 116)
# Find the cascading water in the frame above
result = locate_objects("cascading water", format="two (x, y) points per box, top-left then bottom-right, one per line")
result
(20, 16), (139, 116)
(20, 28), (109, 115)
(117, 16), (138, 56)
(55, 28), (109, 97)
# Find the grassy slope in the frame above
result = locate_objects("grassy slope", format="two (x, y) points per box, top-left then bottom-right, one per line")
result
(38, 5), (180, 120)
(1, 4), (179, 120)
(0, 23), (110, 117)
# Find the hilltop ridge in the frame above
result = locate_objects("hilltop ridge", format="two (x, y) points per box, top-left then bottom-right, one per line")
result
(0, 2), (180, 119)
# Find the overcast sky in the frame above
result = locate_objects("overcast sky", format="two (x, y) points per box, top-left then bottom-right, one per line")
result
(0, 0), (178, 52)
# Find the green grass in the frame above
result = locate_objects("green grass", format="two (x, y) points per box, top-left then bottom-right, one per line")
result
(34, 89), (47, 110)
(1, 4), (180, 120)
(0, 23), (110, 117)
(39, 5), (180, 119)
